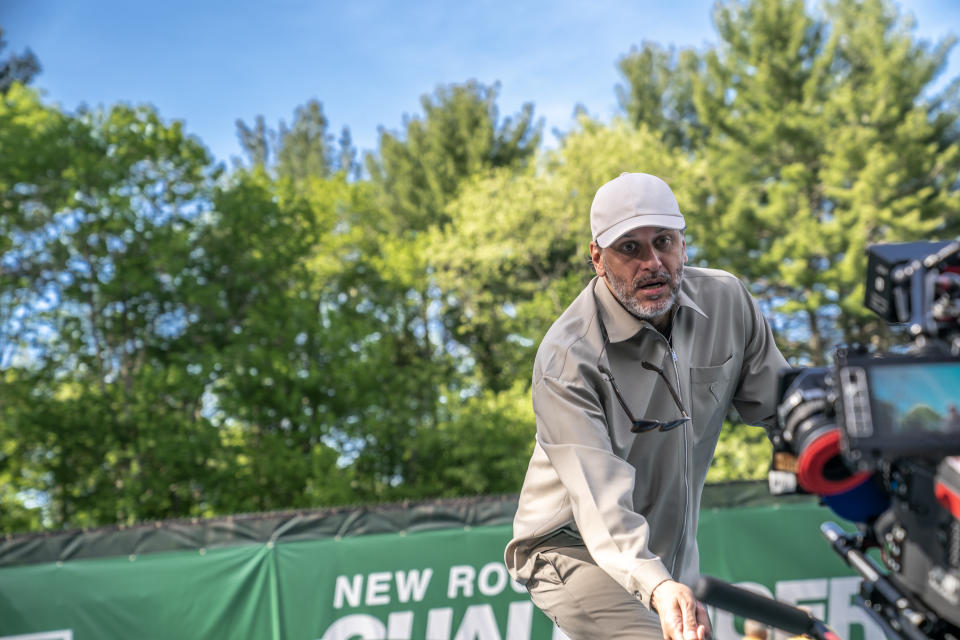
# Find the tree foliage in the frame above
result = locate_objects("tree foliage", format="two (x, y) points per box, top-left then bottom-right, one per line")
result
(367, 80), (541, 231)
(334, 80), (543, 500)
(683, 0), (960, 363)
(616, 42), (704, 150)
(235, 99), (356, 180)
(1, 0), (958, 531)
(0, 84), (219, 526)
(0, 28), (41, 93)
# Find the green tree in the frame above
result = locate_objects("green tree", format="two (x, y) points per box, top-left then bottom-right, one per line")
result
(0, 28), (41, 93)
(276, 99), (334, 181)
(0, 79), (546, 526)
(367, 79), (541, 231)
(332, 80), (542, 500)
(616, 42), (704, 150)
(235, 99), (357, 179)
(0, 85), (225, 528)
(336, 125), (360, 179)
(612, 0), (960, 480)
(235, 114), (272, 168)
(182, 170), (375, 512)
(0, 87), (379, 528)
(682, 0), (960, 363)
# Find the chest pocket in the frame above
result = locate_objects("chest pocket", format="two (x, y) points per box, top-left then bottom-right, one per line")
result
(689, 355), (738, 442)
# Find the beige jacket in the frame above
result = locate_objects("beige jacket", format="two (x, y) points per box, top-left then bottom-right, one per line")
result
(505, 268), (788, 608)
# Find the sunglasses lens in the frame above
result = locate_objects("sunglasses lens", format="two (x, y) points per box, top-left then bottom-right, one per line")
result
(630, 420), (660, 433)
(659, 418), (690, 431)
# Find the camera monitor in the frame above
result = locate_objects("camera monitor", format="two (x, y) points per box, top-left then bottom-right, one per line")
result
(837, 353), (960, 465)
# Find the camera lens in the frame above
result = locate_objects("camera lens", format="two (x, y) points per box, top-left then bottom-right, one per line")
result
(779, 368), (871, 496)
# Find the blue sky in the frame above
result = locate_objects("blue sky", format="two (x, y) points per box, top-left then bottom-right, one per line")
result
(3, 0), (959, 166)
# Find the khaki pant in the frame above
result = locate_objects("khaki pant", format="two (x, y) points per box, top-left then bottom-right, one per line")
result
(527, 542), (664, 639)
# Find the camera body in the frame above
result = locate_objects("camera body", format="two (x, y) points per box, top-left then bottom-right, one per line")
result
(768, 241), (960, 637)
(836, 350), (960, 468)
(863, 240), (959, 327)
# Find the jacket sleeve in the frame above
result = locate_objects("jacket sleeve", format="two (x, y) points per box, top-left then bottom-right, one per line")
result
(532, 370), (673, 608)
(731, 280), (790, 427)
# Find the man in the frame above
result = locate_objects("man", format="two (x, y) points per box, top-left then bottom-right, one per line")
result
(505, 173), (788, 639)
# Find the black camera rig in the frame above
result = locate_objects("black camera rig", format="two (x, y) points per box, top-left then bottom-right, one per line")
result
(696, 241), (960, 640)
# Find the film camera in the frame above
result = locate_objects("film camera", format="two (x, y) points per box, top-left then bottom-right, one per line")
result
(696, 241), (960, 639)
(762, 241), (960, 639)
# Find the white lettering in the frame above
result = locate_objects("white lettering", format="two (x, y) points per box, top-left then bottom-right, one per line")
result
(453, 604), (501, 640)
(320, 614), (385, 640)
(426, 607), (454, 640)
(448, 565), (476, 599)
(365, 571), (392, 606)
(478, 563), (508, 597)
(395, 568), (433, 603)
(321, 574), (881, 640)
(776, 576), (827, 639)
(505, 601), (533, 640)
(776, 577), (827, 615)
(509, 578), (526, 594)
(386, 611), (413, 640)
(318, 601), (542, 640)
(827, 576), (885, 640)
(333, 574), (363, 609)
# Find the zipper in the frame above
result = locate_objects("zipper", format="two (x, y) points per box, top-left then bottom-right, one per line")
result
(666, 342), (689, 575)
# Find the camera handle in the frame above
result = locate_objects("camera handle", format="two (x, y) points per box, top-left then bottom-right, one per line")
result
(693, 575), (840, 639)
(820, 522), (931, 640)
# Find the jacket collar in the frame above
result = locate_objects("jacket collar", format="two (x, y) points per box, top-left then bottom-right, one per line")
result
(592, 275), (707, 343)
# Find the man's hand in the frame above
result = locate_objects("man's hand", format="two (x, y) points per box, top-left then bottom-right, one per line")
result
(651, 579), (712, 640)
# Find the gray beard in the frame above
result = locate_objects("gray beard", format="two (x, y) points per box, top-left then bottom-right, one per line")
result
(602, 256), (683, 323)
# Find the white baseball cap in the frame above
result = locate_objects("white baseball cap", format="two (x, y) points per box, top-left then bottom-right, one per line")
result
(590, 172), (686, 247)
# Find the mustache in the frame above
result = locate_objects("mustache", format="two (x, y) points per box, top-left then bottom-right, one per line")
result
(632, 270), (672, 289)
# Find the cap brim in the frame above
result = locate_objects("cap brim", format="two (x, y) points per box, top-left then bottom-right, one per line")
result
(595, 214), (686, 247)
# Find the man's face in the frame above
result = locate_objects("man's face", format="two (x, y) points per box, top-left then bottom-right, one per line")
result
(590, 226), (687, 326)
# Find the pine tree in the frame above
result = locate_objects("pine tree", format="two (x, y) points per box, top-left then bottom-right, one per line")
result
(670, 0), (959, 363)
(0, 28), (41, 93)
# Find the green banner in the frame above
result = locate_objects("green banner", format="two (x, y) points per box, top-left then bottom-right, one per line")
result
(0, 494), (883, 639)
